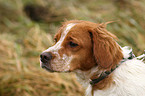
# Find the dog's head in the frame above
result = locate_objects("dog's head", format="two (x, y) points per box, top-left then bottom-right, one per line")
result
(40, 20), (123, 72)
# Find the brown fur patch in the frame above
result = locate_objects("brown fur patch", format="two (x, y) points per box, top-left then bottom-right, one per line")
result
(90, 23), (123, 70)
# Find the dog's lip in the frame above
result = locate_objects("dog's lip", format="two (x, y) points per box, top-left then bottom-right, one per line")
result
(41, 65), (71, 73)
(41, 65), (54, 72)
(40, 62), (71, 73)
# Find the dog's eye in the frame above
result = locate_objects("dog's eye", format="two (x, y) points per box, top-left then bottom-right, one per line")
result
(54, 38), (57, 43)
(69, 41), (78, 48)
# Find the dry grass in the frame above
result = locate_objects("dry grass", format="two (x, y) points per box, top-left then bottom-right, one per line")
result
(0, 0), (145, 96)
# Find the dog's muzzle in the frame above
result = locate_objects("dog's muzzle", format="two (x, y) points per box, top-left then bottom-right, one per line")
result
(40, 52), (54, 72)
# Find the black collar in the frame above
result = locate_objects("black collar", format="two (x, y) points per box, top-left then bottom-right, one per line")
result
(90, 50), (135, 85)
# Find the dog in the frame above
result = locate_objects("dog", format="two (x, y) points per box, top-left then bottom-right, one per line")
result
(40, 20), (145, 96)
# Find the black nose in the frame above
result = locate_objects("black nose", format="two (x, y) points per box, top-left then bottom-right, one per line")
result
(40, 52), (52, 63)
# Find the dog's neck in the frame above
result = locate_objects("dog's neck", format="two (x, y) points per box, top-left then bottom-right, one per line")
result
(74, 66), (111, 96)
(74, 67), (102, 88)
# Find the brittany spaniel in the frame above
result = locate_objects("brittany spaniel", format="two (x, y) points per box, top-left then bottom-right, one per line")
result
(40, 20), (145, 96)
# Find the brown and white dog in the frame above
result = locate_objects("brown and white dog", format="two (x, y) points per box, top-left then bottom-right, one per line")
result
(40, 20), (145, 96)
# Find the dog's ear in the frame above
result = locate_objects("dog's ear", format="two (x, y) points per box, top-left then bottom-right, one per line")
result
(89, 23), (123, 69)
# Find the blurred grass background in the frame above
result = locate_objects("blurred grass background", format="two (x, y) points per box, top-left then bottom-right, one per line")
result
(0, 0), (145, 96)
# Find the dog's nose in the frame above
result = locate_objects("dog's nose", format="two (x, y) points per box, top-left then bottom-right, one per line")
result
(40, 52), (52, 63)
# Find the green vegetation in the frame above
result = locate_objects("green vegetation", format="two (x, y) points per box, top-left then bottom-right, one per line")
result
(0, 0), (145, 96)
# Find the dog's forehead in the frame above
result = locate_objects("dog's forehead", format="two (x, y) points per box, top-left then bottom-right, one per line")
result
(57, 22), (96, 46)
(63, 23), (77, 34)
(59, 22), (88, 37)
(60, 23), (77, 40)
(56, 23), (77, 36)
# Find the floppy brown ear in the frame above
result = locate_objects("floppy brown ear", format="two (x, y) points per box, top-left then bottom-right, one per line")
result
(89, 23), (123, 69)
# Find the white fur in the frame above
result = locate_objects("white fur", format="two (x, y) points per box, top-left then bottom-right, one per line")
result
(74, 46), (145, 96)
(93, 59), (145, 96)
(41, 23), (76, 71)
(75, 67), (100, 88)
(74, 67), (103, 96)
(121, 46), (133, 59)
(137, 54), (145, 60)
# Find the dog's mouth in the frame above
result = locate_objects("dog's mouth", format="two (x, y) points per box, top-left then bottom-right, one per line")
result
(41, 64), (71, 73)
(41, 65), (55, 72)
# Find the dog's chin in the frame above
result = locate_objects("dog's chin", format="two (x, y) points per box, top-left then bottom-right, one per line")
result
(41, 65), (55, 72)
(41, 64), (71, 73)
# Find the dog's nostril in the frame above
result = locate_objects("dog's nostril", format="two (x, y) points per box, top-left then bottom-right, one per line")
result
(40, 52), (52, 63)
(44, 55), (47, 60)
